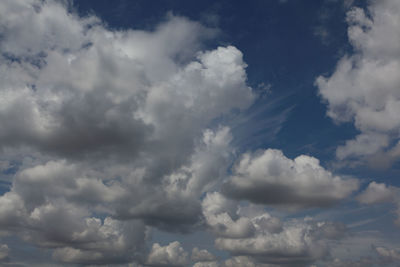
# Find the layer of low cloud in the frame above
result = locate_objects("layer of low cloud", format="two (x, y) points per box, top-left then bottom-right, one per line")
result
(316, 0), (400, 167)
(222, 149), (359, 209)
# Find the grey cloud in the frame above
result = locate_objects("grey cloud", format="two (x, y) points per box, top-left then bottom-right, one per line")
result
(357, 182), (400, 226)
(222, 149), (359, 209)
(193, 261), (219, 267)
(146, 241), (189, 267)
(191, 247), (217, 262)
(375, 246), (400, 262)
(0, 192), (147, 265)
(223, 256), (256, 267)
(0, 0), (256, 264)
(202, 193), (347, 266)
(324, 245), (400, 267)
(0, 0), (252, 167)
(0, 244), (9, 261)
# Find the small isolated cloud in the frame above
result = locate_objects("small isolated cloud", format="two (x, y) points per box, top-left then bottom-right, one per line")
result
(316, 0), (400, 167)
(222, 149), (359, 209)
(147, 241), (189, 267)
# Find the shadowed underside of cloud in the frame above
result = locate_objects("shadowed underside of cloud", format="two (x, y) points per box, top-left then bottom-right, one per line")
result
(222, 149), (359, 209)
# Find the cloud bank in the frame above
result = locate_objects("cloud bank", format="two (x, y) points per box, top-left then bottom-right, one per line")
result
(0, 0), (398, 266)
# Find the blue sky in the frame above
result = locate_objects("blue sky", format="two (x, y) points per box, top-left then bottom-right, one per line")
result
(0, 0), (400, 266)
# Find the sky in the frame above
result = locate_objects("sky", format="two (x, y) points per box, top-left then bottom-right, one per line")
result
(0, 0), (400, 266)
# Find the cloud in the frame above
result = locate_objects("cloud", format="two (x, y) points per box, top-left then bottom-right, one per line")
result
(222, 149), (359, 209)
(0, 0), (256, 264)
(356, 182), (397, 204)
(0, 190), (147, 264)
(202, 192), (347, 266)
(315, 0), (400, 166)
(0, 244), (9, 261)
(357, 182), (400, 225)
(375, 246), (400, 262)
(223, 256), (257, 267)
(191, 247), (217, 262)
(146, 241), (189, 267)
(193, 261), (219, 267)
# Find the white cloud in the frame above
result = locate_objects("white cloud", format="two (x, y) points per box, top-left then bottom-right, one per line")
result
(316, 0), (400, 166)
(147, 241), (189, 267)
(222, 149), (359, 209)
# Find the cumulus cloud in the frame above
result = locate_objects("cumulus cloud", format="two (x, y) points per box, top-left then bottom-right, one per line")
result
(193, 261), (219, 267)
(146, 241), (189, 267)
(222, 149), (359, 209)
(0, 0), (256, 264)
(316, 0), (400, 166)
(191, 247), (217, 262)
(357, 182), (400, 225)
(202, 192), (347, 266)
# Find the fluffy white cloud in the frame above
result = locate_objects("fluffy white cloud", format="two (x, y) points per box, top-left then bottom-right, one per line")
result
(316, 0), (400, 166)
(147, 241), (189, 267)
(222, 149), (359, 208)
